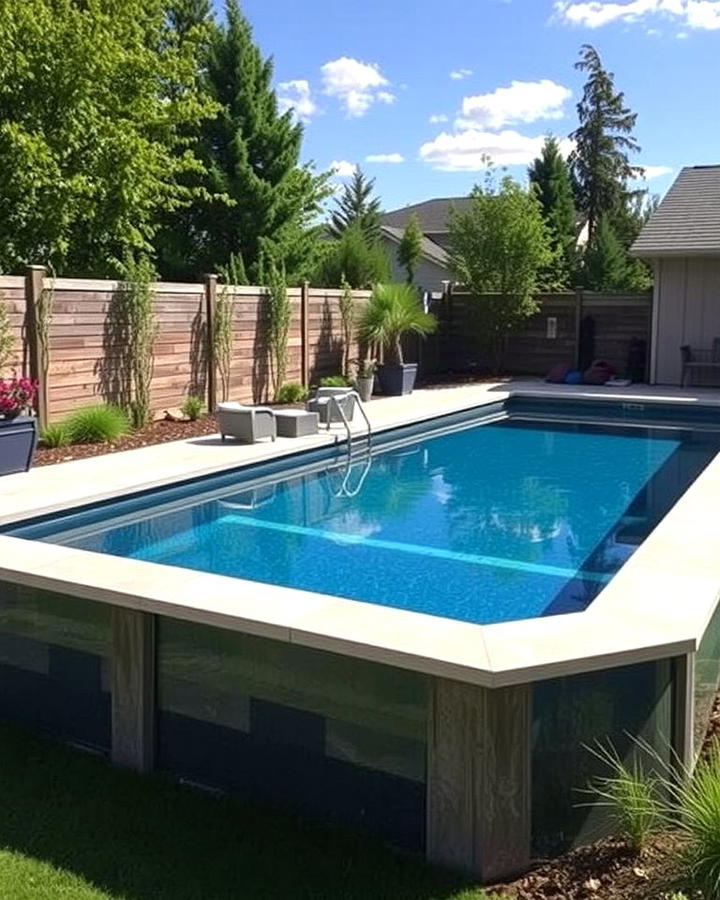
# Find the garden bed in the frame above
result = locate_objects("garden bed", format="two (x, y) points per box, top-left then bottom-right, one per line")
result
(34, 414), (220, 466)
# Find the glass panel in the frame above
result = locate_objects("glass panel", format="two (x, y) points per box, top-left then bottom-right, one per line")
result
(532, 659), (673, 855)
(0, 581), (111, 751)
(156, 618), (428, 850)
(694, 599), (720, 758)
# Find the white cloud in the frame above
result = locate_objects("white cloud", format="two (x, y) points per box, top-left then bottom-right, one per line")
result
(419, 128), (574, 170)
(330, 160), (357, 178)
(320, 57), (395, 117)
(365, 153), (404, 163)
(456, 79), (572, 130)
(555, 0), (720, 30)
(429, 113), (449, 123)
(450, 68), (473, 80)
(277, 80), (317, 122)
(638, 164), (674, 179)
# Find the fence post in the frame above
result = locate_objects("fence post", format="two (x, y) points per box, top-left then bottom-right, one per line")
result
(573, 286), (583, 370)
(25, 264), (48, 430)
(301, 281), (310, 388)
(204, 274), (217, 413)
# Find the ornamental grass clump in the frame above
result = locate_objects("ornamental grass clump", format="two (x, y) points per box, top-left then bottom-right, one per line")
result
(65, 404), (130, 444)
(181, 394), (204, 421)
(582, 739), (663, 854)
(675, 747), (720, 898)
(40, 422), (71, 448)
(276, 382), (308, 403)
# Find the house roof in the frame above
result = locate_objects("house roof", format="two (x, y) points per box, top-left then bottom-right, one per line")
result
(380, 225), (450, 268)
(380, 197), (473, 234)
(631, 166), (720, 257)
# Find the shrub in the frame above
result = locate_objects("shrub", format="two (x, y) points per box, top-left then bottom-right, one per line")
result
(65, 404), (130, 444)
(676, 748), (720, 898)
(583, 740), (662, 854)
(318, 375), (351, 388)
(40, 423), (71, 448)
(181, 395), (204, 421)
(276, 382), (308, 403)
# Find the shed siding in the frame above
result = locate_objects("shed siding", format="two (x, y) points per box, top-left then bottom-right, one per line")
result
(654, 257), (720, 384)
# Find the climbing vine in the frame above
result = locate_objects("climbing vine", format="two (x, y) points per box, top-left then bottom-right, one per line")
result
(265, 257), (291, 402)
(120, 254), (158, 428)
(214, 283), (234, 403)
(339, 277), (355, 378)
(37, 266), (55, 381)
(0, 293), (12, 373)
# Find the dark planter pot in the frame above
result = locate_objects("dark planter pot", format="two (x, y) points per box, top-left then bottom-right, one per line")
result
(0, 415), (37, 476)
(377, 363), (418, 396)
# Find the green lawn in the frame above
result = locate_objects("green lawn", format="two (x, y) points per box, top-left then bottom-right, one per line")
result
(0, 725), (491, 899)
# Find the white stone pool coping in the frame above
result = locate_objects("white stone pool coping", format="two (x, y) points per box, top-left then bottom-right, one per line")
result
(1, 380), (720, 688)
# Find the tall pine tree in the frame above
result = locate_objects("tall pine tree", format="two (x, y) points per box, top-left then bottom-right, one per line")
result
(569, 45), (642, 245)
(329, 168), (382, 244)
(528, 137), (577, 288)
(582, 216), (628, 290)
(160, 0), (329, 282)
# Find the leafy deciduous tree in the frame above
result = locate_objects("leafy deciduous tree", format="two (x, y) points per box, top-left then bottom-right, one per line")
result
(0, 0), (216, 276)
(449, 172), (552, 372)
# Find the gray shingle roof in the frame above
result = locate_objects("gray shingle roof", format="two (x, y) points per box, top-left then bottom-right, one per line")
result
(380, 225), (450, 267)
(631, 166), (720, 257)
(380, 197), (473, 234)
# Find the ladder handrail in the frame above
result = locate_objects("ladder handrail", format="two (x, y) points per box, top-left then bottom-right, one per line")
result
(326, 390), (372, 451)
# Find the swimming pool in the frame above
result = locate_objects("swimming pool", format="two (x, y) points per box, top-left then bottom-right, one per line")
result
(2, 389), (720, 883)
(8, 409), (720, 627)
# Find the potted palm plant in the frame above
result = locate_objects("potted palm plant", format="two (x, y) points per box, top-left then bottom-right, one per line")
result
(352, 358), (377, 402)
(357, 283), (436, 396)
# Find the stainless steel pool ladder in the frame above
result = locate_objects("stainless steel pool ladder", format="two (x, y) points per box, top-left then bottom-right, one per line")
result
(326, 390), (372, 456)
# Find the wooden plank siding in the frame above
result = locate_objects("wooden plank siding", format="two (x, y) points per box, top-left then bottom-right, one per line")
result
(0, 276), (652, 421)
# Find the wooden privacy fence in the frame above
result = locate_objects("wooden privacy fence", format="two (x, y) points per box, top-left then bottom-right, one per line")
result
(0, 270), (372, 429)
(417, 289), (653, 379)
(0, 269), (653, 430)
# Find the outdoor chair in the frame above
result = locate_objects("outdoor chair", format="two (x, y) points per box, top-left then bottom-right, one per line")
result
(680, 338), (720, 387)
(306, 386), (357, 427)
(216, 402), (276, 443)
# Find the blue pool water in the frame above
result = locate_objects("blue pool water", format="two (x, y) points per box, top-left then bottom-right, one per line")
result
(9, 414), (720, 625)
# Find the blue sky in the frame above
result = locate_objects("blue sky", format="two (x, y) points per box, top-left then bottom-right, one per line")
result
(218, 0), (719, 212)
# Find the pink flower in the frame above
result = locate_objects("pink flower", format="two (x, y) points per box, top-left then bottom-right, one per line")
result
(0, 374), (37, 415)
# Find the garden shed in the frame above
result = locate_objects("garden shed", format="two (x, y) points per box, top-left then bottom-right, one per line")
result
(632, 165), (720, 385)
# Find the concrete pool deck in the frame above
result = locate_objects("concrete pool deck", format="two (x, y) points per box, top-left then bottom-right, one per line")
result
(1, 378), (720, 694)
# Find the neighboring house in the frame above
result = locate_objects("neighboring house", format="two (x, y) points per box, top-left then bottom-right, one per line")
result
(631, 165), (720, 385)
(379, 197), (472, 292)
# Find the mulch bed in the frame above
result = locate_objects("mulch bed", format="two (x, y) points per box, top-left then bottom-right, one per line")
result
(33, 414), (221, 467)
(488, 834), (690, 900)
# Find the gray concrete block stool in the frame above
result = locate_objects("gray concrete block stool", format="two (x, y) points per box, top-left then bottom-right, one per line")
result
(275, 409), (319, 438)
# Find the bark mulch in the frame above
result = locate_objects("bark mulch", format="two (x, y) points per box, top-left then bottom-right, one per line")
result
(34, 414), (220, 467)
(487, 834), (691, 900)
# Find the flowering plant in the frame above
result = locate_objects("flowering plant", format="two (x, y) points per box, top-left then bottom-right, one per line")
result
(0, 376), (37, 417)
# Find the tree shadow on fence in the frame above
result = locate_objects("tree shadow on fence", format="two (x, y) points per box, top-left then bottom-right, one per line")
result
(96, 287), (132, 409)
(309, 297), (343, 385)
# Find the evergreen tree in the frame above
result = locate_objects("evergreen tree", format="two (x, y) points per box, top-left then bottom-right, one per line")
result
(582, 216), (628, 290)
(329, 168), (382, 244)
(569, 45), (642, 244)
(167, 0), (213, 39)
(315, 224), (390, 289)
(528, 137), (577, 289)
(397, 214), (423, 284)
(160, 0), (329, 282)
